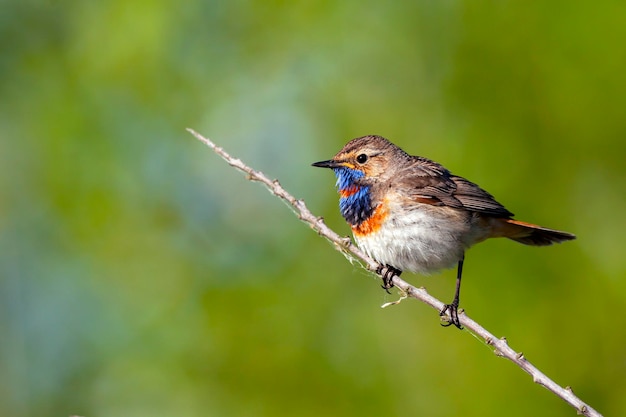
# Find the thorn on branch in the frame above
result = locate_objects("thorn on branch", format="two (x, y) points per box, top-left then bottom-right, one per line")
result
(407, 287), (417, 298)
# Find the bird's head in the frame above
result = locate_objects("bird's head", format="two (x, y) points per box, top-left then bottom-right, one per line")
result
(312, 135), (405, 189)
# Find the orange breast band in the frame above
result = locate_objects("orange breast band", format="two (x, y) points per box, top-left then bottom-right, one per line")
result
(351, 203), (388, 237)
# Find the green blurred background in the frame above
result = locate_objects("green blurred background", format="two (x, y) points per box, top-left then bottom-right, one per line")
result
(2, 1), (625, 416)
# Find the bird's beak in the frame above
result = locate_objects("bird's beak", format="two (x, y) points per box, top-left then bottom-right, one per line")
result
(312, 159), (342, 169)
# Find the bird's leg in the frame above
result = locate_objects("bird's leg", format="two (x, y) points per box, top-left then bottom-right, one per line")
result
(377, 264), (402, 294)
(440, 255), (464, 329)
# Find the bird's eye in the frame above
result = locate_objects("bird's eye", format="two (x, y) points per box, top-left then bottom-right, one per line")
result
(356, 154), (368, 164)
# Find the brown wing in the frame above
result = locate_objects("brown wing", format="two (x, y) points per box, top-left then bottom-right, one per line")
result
(397, 157), (514, 218)
(450, 176), (513, 217)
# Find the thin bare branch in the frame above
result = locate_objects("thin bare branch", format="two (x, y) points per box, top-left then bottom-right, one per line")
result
(187, 128), (602, 417)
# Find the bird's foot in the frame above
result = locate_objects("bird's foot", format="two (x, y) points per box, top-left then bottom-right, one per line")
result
(440, 301), (463, 329)
(376, 265), (401, 294)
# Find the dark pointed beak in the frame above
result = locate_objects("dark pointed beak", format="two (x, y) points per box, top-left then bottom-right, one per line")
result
(312, 159), (341, 169)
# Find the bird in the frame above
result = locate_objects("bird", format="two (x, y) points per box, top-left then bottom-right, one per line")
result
(312, 135), (576, 328)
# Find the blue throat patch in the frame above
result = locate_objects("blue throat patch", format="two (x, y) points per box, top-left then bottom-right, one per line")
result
(333, 167), (375, 226)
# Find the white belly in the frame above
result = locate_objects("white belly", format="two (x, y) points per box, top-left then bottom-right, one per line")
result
(354, 207), (482, 274)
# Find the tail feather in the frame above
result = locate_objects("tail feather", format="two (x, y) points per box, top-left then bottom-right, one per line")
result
(496, 219), (576, 246)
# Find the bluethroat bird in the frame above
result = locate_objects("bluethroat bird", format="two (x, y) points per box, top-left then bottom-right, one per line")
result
(312, 135), (576, 329)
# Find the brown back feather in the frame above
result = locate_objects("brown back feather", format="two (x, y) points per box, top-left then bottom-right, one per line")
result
(396, 156), (513, 218)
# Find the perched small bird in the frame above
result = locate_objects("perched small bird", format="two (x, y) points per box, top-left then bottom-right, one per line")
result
(312, 135), (575, 328)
